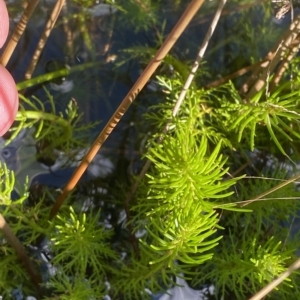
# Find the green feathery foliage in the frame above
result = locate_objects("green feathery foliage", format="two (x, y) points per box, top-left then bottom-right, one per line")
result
(50, 206), (116, 279)
(106, 0), (159, 32)
(193, 231), (297, 299)
(13, 91), (97, 151)
(2, 1), (300, 299)
(45, 272), (106, 300)
(215, 81), (300, 157)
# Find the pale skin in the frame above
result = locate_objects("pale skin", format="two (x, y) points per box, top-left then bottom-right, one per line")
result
(0, 0), (19, 136)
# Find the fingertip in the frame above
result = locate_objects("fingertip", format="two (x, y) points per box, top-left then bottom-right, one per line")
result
(0, 0), (9, 48)
(0, 65), (19, 136)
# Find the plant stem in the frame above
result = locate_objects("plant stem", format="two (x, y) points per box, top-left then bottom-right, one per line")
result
(24, 0), (66, 80)
(0, 0), (40, 67)
(249, 257), (300, 300)
(17, 61), (102, 90)
(0, 213), (42, 294)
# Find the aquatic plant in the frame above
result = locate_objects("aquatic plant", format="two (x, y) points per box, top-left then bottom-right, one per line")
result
(1, 1), (300, 300)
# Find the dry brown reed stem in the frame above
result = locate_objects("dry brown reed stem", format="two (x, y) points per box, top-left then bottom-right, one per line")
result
(210, 41), (300, 91)
(0, 0), (40, 67)
(268, 43), (299, 92)
(249, 257), (300, 300)
(49, 0), (206, 219)
(244, 14), (300, 100)
(195, 0), (269, 26)
(240, 40), (300, 95)
(240, 54), (274, 95)
(238, 172), (300, 207)
(0, 213), (42, 293)
(124, 0), (227, 215)
(172, 0), (226, 115)
(205, 58), (269, 89)
(226, 161), (250, 179)
(24, 0), (65, 80)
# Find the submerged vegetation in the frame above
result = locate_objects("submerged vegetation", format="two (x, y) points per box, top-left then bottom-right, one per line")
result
(1, 0), (300, 299)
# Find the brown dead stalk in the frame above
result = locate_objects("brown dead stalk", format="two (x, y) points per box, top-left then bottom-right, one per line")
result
(242, 14), (300, 99)
(24, 0), (65, 80)
(268, 42), (300, 92)
(249, 257), (300, 300)
(0, 213), (42, 294)
(0, 0), (40, 67)
(206, 58), (269, 89)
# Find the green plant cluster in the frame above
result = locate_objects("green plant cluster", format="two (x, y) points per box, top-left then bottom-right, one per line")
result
(135, 75), (300, 299)
(1, 74), (300, 299)
(2, 0), (300, 299)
